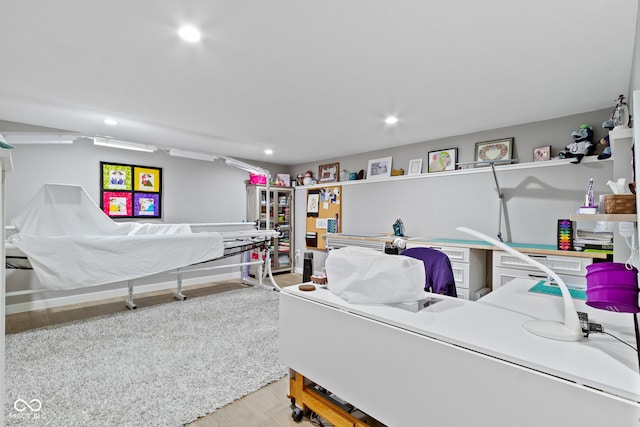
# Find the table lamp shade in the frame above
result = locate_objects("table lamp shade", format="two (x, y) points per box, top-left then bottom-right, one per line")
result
(585, 263), (640, 313)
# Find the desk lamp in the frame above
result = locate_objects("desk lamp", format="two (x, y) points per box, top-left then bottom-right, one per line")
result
(0, 134), (15, 149)
(458, 226), (583, 341)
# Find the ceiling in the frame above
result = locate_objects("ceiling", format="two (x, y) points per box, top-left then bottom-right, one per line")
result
(0, 1), (637, 165)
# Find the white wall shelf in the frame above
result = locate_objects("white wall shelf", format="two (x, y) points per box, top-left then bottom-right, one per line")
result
(570, 213), (637, 222)
(295, 156), (612, 190)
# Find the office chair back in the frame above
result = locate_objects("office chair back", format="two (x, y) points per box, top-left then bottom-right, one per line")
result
(400, 247), (457, 297)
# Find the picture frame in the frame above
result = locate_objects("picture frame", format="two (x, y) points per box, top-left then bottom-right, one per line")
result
(102, 191), (133, 217)
(475, 137), (513, 164)
(134, 193), (160, 216)
(307, 190), (320, 217)
(134, 166), (161, 192)
(366, 156), (392, 180)
(408, 158), (423, 175)
(427, 148), (457, 173)
(533, 145), (551, 162)
(318, 162), (340, 183)
(102, 163), (133, 191)
(275, 173), (291, 186)
(101, 161), (162, 218)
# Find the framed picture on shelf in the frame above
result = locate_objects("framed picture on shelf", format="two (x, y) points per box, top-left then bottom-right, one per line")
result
(533, 145), (551, 162)
(276, 173), (291, 186)
(408, 158), (423, 175)
(366, 156), (392, 180)
(318, 162), (339, 183)
(427, 148), (457, 173)
(475, 137), (513, 164)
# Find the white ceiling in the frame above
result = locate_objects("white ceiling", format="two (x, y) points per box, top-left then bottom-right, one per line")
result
(0, 1), (637, 165)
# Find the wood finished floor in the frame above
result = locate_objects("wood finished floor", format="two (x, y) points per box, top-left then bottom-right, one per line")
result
(5, 273), (318, 427)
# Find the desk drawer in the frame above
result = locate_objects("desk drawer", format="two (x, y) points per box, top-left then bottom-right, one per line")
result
(492, 251), (591, 276)
(493, 266), (586, 289)
(405, 243), (470, 263)
(455, 287), (469, 300)
(430, 246), (469, 263)
(451, 261), (468, 289)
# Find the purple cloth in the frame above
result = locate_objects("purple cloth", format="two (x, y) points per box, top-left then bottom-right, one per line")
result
(400, 247), (457, 297)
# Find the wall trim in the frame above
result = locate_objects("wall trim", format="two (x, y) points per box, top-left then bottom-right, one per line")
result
(5, 272), (239, 315)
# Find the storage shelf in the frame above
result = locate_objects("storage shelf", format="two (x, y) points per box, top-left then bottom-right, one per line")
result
(294, 156), (612, 190)
(570, 214), (637, 222)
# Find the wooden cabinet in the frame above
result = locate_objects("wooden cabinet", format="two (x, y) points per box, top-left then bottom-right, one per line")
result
(246, 185), (294, 273)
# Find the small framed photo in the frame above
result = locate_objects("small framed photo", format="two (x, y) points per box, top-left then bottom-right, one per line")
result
(427, 148), (457, 173)
(475, 137), (513, 164)
(307, 190), (320, 217)
(318, 162), (340, 183)
(275, 173), (291, 186)
(367, 156), (392, 180)
(533, 145), (551, 162)
(408, 158), (423, 175)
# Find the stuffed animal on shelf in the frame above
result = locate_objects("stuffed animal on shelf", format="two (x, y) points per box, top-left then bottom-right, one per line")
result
(595, 134), (611, 160)
(559, 124), (595, 164)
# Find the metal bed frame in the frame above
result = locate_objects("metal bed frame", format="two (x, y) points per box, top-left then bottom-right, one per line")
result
(6, 222), (281, 309)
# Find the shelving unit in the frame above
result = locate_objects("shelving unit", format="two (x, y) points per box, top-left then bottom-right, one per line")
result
(570, 214), (637, 222)
(246, 184), (294, 273)
(296, 155), (612, 190)
(570, 213), (636, 264)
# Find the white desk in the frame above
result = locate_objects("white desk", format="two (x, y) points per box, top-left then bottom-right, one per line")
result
(279, 278), (640, 427)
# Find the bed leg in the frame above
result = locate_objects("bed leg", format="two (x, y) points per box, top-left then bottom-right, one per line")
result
(173, 271), (187, 301)
(126, 280), (137, 310)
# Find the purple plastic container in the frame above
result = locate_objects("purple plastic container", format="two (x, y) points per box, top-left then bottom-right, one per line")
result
(585, 262), (640, 313)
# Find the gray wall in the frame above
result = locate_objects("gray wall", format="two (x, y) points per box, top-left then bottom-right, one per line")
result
(291, 108), (611, 181)
(291, 108), (620, 273)
(5, 139), (289, 223)
(3, 139), (290, 309)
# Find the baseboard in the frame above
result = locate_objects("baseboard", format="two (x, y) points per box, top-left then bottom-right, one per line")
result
(5, 271), (239, 315)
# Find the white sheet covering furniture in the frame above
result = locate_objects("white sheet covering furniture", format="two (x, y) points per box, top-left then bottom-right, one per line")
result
(6, 184), (279, 307)
(279, 278), (640, 426)
(8, 184), (225, 289)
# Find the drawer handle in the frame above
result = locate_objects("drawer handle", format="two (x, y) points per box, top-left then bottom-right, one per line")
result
(528, 273), (547, 279)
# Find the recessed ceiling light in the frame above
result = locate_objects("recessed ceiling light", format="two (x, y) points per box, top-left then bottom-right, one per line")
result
(384, 116), (399, 125)
(104, 118), (118, 126)
(179, 26), (202, 42)
(264, 149), (273, 155)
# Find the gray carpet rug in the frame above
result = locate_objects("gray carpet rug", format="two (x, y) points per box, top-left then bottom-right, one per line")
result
(4, 287), (286, 426)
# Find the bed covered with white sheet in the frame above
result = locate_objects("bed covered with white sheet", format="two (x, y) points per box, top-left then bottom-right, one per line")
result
(7, 184), (228, 290)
